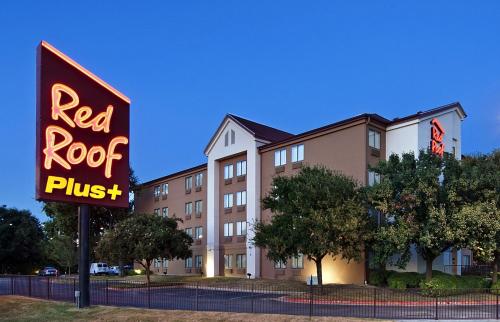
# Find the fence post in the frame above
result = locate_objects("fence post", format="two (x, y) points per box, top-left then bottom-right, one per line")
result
(309, 275), (313, 317)
(251, 282), (254, 313)
(147, 281), (151, 309)
(373, 287), (377, 318)
(47, 277), (50, 300)
(434, 292), (438, 320)
(10, 276), (13, 295)
(496, 291), (499, 320)
(106, 279), (109, 305)
(73, 279), (76, 304)
(28, 276), (32, 297)
(195, 282), (199, 311)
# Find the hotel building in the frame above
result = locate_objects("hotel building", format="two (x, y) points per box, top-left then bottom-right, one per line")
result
(134, 102), (467, 284)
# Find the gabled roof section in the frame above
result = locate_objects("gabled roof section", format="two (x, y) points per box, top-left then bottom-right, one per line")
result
(389, 102), (467, 126)
(204, 114), (294, 154)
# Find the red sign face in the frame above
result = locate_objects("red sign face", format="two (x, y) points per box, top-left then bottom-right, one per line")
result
(430, 118), (445, 157)
(36, 41), (130, 207)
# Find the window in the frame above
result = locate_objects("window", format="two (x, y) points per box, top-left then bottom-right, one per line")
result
(224, 164), (234, 179)
(236, 221), (247, 236)
(195, 226), (203, 239)
(162, 258), (169, 268)
(185, 176), (192, 190)
(452, 146), (457, 158)
(463, 254), (471, 266)
(236, 191), (247, 206)
(161, 183), (168, 195)
(185, 227), (193, 237)
(274, 149), (286, 166)
(291, 254), (304, 269)
(224, 254), (233, 269)
(154, 186), (161, 198)
(236, 160), (247, 176)
(154, 208), (160, 215)
(368, 130), (381, 149)
(195, 255), (203, 268)
(274, 260), (286, 269)
(185, 202), (193, 215)
(153, 258), (161, 268)
(224, 193), (233, 208)
(368, 171), (381, 186)
(162, 207), (169, 218)
(195, 200), (203, 214)
(291, 144), (304, 163)
(195, 173), (203, 187)
(231, 130), (235, 144)
(224, 222), (234, 237)
(185, 257), (192, 268)
(236, 254), (246, 269)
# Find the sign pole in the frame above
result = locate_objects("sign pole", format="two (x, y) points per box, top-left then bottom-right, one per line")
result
(78, 205), (90, 308)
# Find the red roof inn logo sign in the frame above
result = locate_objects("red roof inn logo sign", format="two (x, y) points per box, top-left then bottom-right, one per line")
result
(430, 118), (445, 157)
(36, 41), (130, 207)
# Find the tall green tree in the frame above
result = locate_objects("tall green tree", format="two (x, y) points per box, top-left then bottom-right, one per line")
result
(368, 150), (468, 281)
(43, 167), (139, 260)
(96, 214), (192, 285)
(46, 234), (78, 275)
(0, 206), (45, 274)
(253, 165), (371, 286)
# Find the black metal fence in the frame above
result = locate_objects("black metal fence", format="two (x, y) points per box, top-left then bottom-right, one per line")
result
(1, 275), (500, 320)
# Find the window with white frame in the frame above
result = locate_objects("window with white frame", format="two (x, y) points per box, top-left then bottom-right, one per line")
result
(195, 255), (203, 268)
(185, 227), (193, 237)
(224, 193), (233, 208)
(185, 257), (192, 268)
(162, 258), (169, 268)
(274, 260), (287, 269)
(195, 173), (203, 187)
(291, 254), (304, 269)
(274, 149), (287, 167)
(236, 221), (247, 236)
(154, 186), (161, 198)
(236, 191), (247, 206)
(224, 222), (234, 237)
(368, 171), (381, 186)
(154, 208), (160, 215)
(236, 254), (246, 268)
(224, 164), (234, 179)
(153, 258), (161, 268)
(185, 202), (193, 215)
(195, 200), (203, 214)
(224, 254), (233, 268)
(291, 144), (304, 163)
(162, 207), (168, 218)
(185, 176), (192, 190)
(161, 183), (168, 196)
(195, 226), (203, 239)
(368, 130), (381, 150)
(236, 160), (247, 176)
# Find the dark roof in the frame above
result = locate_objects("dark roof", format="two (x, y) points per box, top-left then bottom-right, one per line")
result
(259, 113), (390, 150)
(228, 114), (294, 142)
(389, 102), (466, 125)
(137, 163), (207, 188)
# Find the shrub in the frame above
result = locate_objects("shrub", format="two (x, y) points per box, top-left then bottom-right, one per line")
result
(491, 280), (500, 295)
(369, 270), (389, 287)
(420, 271), (490, 296)
(387, 271), (423, 289)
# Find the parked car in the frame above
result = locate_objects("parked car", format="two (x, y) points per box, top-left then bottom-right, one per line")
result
(108, 266), (121, 276)
(38, 266), (58, 276)
(90, 262), (110, 275)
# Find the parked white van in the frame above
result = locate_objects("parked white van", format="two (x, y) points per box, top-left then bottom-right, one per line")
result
(90, 262), (109, 275)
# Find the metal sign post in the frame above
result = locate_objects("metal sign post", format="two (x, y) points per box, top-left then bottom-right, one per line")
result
(78, 205), (90, 308)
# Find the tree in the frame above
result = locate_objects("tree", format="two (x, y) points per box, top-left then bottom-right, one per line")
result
(96, 214), (192, 285)
(367, 150), (468, 281)
(43, 167), (139, 260)
(0, 206), (45, 274)
(253, 165), (371, 286)
(448, 150), (500, 282)
(46, 234), (78, 275)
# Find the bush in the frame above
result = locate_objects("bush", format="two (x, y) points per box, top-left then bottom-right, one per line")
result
(420, 270), (490, 296)
(369, 270), (389, 287)
(387, 271), (423, 289)
(491, 280), (500, 295)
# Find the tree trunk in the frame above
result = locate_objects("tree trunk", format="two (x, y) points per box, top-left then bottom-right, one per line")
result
(425, 257), (434, 281)
(119, 259), (125, 277)
(492, 252), (499, 284)
(145, 260), (151, 287)
(314, 256), (325, 286)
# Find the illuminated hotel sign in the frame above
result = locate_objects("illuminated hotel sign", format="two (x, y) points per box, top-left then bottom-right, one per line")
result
(36, 41), (130, 207)
(430, 118), (445, 157)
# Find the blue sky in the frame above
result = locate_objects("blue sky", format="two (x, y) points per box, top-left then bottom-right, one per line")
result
(1, 1), (499, 222)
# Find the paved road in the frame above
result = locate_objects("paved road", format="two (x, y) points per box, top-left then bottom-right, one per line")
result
(1, 276), (497, 320)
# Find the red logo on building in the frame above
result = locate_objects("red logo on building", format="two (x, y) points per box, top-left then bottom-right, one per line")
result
(430, 118), (445, 157)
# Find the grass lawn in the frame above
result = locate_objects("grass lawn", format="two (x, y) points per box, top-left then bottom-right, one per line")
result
(0, 296), (391, 322)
